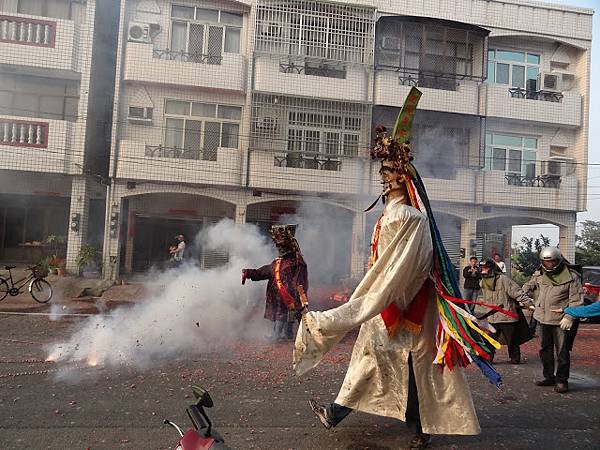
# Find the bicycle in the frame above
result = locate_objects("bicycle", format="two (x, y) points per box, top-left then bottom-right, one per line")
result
(0, 265), (53, 303)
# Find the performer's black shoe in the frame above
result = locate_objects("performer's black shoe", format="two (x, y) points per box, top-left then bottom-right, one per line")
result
(535, 378), (556, 387)
(554, 382), (568, 393)
(309, 399), (333, 430)
(408, 432), (431, 450)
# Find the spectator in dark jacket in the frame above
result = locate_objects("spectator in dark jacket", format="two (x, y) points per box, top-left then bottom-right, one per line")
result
(462, 256), (481, 313)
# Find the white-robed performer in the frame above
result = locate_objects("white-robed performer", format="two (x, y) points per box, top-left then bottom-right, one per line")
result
(293, 89), (504, 450)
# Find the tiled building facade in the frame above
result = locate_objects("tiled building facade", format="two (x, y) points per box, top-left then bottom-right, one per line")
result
(90, 0), (594, 279)
(0, 0), (120, 272)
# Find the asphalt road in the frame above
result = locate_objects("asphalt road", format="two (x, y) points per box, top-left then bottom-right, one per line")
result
(1, 313), (599, 450)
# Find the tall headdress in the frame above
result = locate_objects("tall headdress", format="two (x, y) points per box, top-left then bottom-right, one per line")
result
(371, 87), (510, 388)
(270, 224), (302, 256)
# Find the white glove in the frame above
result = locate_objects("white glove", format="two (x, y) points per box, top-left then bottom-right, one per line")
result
(559, 314), (574, 331)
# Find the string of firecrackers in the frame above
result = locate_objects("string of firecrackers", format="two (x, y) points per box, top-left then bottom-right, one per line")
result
(0, 363), (91, 379)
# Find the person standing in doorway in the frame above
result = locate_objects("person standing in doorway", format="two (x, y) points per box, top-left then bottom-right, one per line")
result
(169, 234), (186, 266)
(462, 256), (481, 313)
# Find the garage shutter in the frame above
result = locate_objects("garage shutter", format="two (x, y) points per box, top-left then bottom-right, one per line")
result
(201, 217), (230, 269)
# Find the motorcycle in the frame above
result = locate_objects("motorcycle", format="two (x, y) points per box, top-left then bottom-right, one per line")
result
(164, 385), (230, 450)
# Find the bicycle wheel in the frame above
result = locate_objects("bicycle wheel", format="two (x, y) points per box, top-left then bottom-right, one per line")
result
(29, 279), (52, 303)
(0, 278), (8, 301)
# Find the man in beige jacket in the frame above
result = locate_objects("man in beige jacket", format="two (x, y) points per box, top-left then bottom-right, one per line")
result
(523, 247), (584, 393)
(479, 259), (533, 364)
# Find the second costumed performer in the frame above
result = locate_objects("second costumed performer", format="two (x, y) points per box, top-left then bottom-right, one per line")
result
(294, 88), (511, 450)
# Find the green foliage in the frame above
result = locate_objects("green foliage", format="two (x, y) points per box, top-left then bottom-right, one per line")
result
(76, 244), (100, 269)
(511, 234), (550, 278)
(575, 220), (600, 266)
(45, 235), (66, 258)
(510, 268), (529, 287)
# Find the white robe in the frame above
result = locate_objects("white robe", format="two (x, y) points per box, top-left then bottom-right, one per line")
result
(294, 198), (480, 435)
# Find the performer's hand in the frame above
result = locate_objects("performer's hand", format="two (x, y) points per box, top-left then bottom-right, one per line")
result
(551, 308), (564, 313)
(241, 269), (249, 285)
(560, 314), (574, 331)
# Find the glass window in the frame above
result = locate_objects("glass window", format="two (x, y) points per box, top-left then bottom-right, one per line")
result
(512, 65), (525, 89)
(492, 148), (506, 171)
(184, 120), (202, 150)
(13, 93), (38, 116)
(523, 137), (538, 149)
(0, 91), (12, 113)
(170, 22), (188, 52)
(523, 150), (536, 177)
(165, 118), (184, 148)
(485, 133), (492, 145)
(343, 134), (359, 156)
(496, 63), (509, 84)
(224, 28), (241, 53)
(496, 50), (525, 62)
(196, 8), (219, 22)
(47, 0), (70, 19)
(527, 66), (539, 84)
(325, 132), (340, 155)
(508, 149), (522, 173)
(18, 0), (43, 16)
(221, 12), (243, 26)
(218, 105), (242, 120)
(305, 130), (320, 153)
(191, 102), (216, 117)
(527, 53), (540, 65)
(493, 134), (522, 147)
(484, 146), (492, 170)
(165, 100), (189, 115)
(221, 123), (239, 148)
(486, 61), (495, 83)
(172, 5), (194, 19)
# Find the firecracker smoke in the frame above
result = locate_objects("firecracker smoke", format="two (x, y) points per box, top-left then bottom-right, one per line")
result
(47, 220), (275, 367)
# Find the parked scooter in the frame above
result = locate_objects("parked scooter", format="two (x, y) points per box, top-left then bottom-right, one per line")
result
(164, 385), (230, 449)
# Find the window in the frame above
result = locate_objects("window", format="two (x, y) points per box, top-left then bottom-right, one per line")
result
(170, 5), (243, 64)
(17, 0), (75, 20)
(286, 111), (361, 168)
(162, 99), (242, 160)
(0, 74), (79, 121)
(485, 132), (537, 176)
(487, 49), (540, 89)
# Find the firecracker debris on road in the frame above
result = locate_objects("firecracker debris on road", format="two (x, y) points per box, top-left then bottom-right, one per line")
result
(0, 312), (599, 450)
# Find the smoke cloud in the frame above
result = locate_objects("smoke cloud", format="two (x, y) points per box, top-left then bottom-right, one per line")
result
(47, 219), (275, 367)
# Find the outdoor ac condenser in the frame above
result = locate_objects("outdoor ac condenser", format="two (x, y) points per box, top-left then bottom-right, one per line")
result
(128, 22), (151, 43)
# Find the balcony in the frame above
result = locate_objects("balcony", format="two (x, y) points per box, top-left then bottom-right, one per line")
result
(374, 71), (480, 116)
(254, 57), (370, 103)
(485, 84), (582, 127)
(505, 173), (561, 189)
(0, 115), (76, 175)
(248, 148), (369, 195)
(123, 43), (246, 94)
(0, 14), (77, 72)
(115, 140), (241, 186)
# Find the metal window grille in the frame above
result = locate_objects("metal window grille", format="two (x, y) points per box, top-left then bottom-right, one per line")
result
(250, 93), (371, 171)
(376, 17), (488, 88)
(255, 0), (375, 65)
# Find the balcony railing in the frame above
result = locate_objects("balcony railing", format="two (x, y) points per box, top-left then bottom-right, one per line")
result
(505, 173), (561, 188)
(0, 119), (48, 148)
(274, 152), (341, 171)
(152, 49), (222, 65)
(145, 145), (216, 161)
(0, 15), (56, 47)
(508, 88), (563, 103)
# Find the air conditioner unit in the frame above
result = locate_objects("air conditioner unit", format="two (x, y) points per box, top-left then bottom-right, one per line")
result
(128, 106), (153, 124)
(128, 22), (151, 43)
(382, 36), (401, 50)
(538, 72), (561, 92)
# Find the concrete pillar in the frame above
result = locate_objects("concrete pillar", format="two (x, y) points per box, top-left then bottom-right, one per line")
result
(102, 187), (123, 281)
(350, 211), (366, 278)
(500, 225), (513, 275)
(559, 216), (576, 262)
(235, 204), (247, 225)
(66, 176), (92, 273)
(459, 218), (477, 283)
